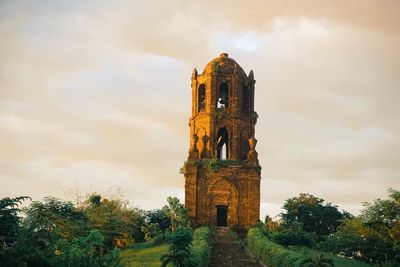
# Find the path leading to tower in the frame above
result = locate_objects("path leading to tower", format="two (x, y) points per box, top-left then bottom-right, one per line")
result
(209, 227), (264, 267)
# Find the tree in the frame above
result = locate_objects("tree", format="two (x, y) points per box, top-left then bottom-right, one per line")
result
(88, 194), (101, 208)
(83, 195), (145, 247)
(14, 197), (90, 266)
(264, 215), (279, 232)
(361, 188), (400, 246)
(161, 227), (193, 267)
(141, 223), (161, 242)
(281, 193), (349, 239)
(0, 196), (31, 266)
(323, 189), (400, 264)
(54, 230), (122, 267)
(145, 209), (171, 232)
(162, 197), (189, 232)
(272, 227), (316, 247)
(0, 196), (30, 244)
(23, 197), (88, 243)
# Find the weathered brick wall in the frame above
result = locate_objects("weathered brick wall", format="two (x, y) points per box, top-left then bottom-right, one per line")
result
(184, 162), (261, 228)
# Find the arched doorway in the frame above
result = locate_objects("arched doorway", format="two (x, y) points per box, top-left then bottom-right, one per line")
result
(208, 179), (238, 226)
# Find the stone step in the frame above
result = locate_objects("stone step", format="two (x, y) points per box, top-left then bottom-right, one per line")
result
(209, 227), (263, 267)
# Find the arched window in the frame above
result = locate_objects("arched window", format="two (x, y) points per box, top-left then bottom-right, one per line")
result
(198, 84), (206, 112)
(217, 127), (229, 160)
(217, 82), (229, 108)
(242, 85), (250, 114)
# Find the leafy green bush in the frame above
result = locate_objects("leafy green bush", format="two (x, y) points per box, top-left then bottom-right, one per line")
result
(190, 227), (213, 267)
(83, 195), (145, 247)
(272, 229), (316, 248)
(54, 230), (122, 267)
(162, 197), (189, 232)
(246, 226), (311, 267)
(281, 193), (350, 240)
(300, 254), (334, 267)
(319, 189), (400, 265)
(141, 223), (161, 242)
(145, 209), (171, 231)
(161, 227), (193, 267)
(160, 226), (213, 267)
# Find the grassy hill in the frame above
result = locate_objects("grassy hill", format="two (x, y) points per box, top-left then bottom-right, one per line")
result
(291, 247), (373, 267)
(121, 242), (169, 267)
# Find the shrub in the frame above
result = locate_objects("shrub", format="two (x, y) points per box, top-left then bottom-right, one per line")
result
(141, 223), (161, 242)
(161, 227), (193, 267)
(190, 227), (213, 267)
(160, 226), (213, 267)
(246, 226), (311, 267)
(54, 230), (122, 267)
(300, 254), (334, 267)
(272, 229), (316, 248)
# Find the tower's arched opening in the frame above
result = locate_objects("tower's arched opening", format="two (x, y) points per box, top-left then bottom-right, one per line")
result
(217, 127), (229, 159)
(217, 82), (229, 108)
(198, 84), (206, 112)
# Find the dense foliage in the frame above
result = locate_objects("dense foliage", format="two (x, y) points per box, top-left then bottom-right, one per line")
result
(321, 189), (400, 265)
(300, 254), (334, 267)
(0, 196), (31, 266)
(258, 189), (399, 266)
(161, 226), (213, 267)
(54, 230), (122, 267)
(281, 193), (350, 240)
(0, 196), (30, 244)
(190, 227), (213, 267)
(162, 196), (189, 232)
(145, 209), (170, 232)
(83, 194), (145, 247)
(0, 193), (170, 267)
(161, 227), (193, 267)
(1, 189), (398, 266)
(246, 226), (310, 267)
(271, 227), (316, 247)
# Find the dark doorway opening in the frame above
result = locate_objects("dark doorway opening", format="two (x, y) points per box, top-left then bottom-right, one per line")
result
(216, 206), (228, 226)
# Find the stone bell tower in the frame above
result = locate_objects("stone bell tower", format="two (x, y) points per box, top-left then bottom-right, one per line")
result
(183, 53), (261, 229)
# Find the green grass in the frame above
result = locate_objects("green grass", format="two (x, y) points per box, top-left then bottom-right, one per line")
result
(291, 247), (372, 267)
(121, 242), (169, 267)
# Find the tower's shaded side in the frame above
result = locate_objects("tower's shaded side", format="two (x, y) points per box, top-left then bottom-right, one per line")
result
(183, 53), (261, 229)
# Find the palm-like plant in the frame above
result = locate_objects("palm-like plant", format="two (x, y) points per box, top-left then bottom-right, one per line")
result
(161, 250), (191, 267)
(160, 227), (193, 267)
(301, 254), (334, 267)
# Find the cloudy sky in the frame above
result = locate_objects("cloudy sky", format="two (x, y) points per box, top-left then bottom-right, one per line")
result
(1, 0), (399, 218)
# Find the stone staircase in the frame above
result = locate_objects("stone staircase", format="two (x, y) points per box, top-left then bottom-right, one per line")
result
(209, 227), (263, 267)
